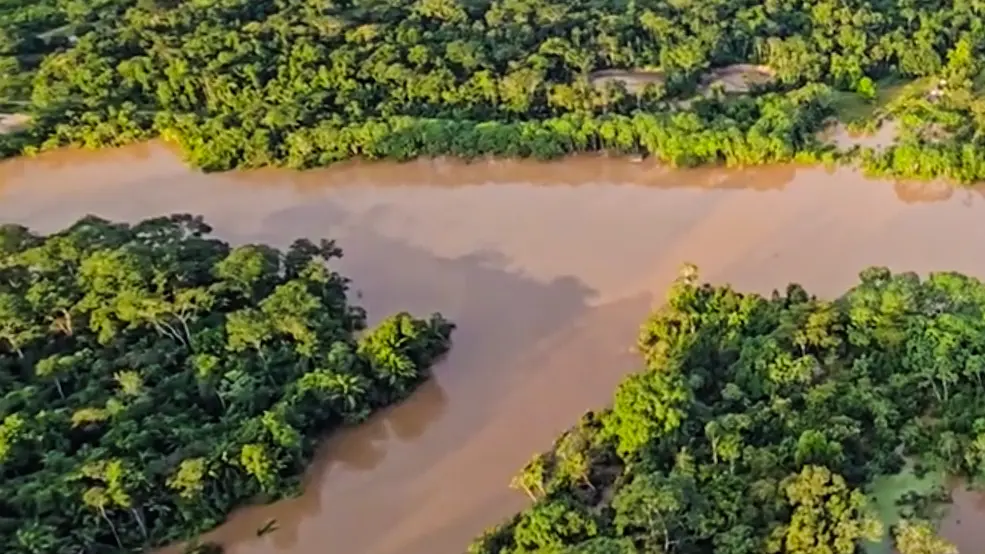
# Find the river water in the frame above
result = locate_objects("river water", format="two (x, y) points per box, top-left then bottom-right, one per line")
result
(2, 142), (984, 553)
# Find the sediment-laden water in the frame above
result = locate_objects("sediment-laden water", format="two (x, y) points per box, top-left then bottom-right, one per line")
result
(1, 142), (983, 553)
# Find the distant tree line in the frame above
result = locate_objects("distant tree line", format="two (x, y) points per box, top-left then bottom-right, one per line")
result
(3, 0), (985, 181)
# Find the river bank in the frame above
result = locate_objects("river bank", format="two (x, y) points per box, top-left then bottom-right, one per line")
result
(2, 143), (985, 553)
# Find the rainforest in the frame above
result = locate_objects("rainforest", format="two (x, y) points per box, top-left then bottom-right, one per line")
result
(0, 214), (453, 554)
(4, 0), (985, 180)
(6, 0), (985, 552)
(470, 266), (982, 554)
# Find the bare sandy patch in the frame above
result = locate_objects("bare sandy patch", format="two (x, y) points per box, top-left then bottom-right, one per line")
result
(701, 64), (775, 93)
(0, 113), (30, 135)
(820, 120), (899, 151)
(588, 69), (666, 94)
(588, 64), (774, 97)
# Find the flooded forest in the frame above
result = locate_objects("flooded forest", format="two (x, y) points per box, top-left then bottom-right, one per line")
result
(5, 0), (985, 553)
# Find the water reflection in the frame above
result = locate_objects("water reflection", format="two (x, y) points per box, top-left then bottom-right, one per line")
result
(3, 141), (985, 208)
(4, 142), (985, 554)
(225, 154), (802, 193)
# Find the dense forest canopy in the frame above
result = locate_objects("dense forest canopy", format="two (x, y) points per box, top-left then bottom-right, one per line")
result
(0, 214), (453, 553)
(470, 267), (984, 554)
(3, 0), (985, 180)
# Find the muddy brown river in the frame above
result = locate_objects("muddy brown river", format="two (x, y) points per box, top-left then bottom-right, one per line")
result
(2, 142), (984, 553)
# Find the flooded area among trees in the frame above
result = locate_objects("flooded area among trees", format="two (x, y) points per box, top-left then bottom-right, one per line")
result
(3, 143), (985, 553)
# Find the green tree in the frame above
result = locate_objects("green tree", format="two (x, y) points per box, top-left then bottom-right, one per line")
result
(766, 466), (882, 554)
(894, 520), (957, 554)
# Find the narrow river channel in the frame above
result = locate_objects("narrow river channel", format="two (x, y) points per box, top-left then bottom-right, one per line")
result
(1, 142), (984, 554)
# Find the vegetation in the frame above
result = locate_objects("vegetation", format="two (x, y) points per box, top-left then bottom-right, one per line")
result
(3, 0), (985, 181)
(470, 266), (985, 554)
(0, 214), (454, 553)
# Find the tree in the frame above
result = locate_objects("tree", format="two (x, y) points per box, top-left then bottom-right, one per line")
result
(0, 293), (41, 357)
(564, 537), (639, 554)
(114, 370), (144, 398)
(213, 245), (279, 300)
(82, 487), (123, 548)
(894, 520), (957, 554)
(604, 368), (691, 459)
(0, 413), (26, 464)
(766, 466), (882, 554)
(14, 521), (58, 554)
(240, 443), (278, 492)
(856, 77), (876, 102)
(705, 413), (750, 472)
(512, 499), (598, 551)
(511, 454), (548, 500)
(613, 471), (691, 552)
(35, 354), (71, 399)
(225, 309), (273, 355)
(167, 458), (208, 501)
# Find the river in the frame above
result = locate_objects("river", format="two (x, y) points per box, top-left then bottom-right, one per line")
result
(2, 142), (984, 554)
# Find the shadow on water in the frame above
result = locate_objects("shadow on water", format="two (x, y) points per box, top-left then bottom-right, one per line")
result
(162, 199), (607, 554)
(383, 291), (653, 554)
(4, 141), (985, 208)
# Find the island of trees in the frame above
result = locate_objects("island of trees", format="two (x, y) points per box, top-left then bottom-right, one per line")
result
(4, 0), (985, 181)
(0, 214), (453, 553)
(470, 266), (981, 554)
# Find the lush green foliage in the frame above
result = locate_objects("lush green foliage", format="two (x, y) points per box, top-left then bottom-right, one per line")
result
(470, 266), (984, 554)
(855, 74), (985, 183)
(4, 0), (985, 179)
(0, 214), (453, 553)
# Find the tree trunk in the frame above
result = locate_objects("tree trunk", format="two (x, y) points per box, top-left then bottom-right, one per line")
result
(928, 377), (941, 402)
(60, 309), (73, 336)
(654, 512), (671, 553)
(582, 474), (596, 491)
(131, 506), (148, 538)
(161, 320), (187, 347)
(178, 317), (193, 351)
(101, 508), (123, 548)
